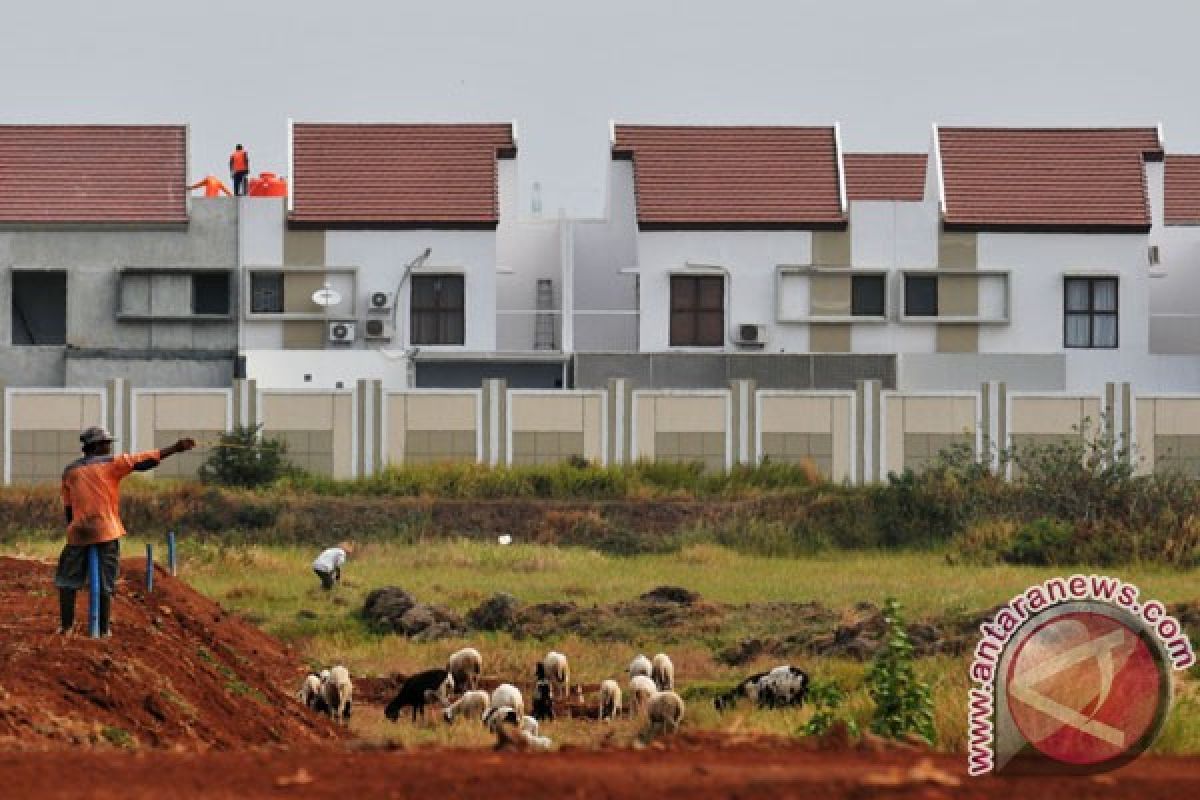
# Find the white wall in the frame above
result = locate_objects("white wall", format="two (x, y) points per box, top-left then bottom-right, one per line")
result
(243, 349), (409, 389)
(570, 160), (639, 351)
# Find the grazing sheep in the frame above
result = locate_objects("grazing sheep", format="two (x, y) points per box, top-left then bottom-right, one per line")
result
(628, 654), (653, 680)
(543, 651), (570, 700)
(645, 691), (685, 736)
(599, 679), (622, 721)
(490, 683), (525, 720)
(651, 653), (675, 691)
(321, 665), (354, 723)
(493, 719), (556, 752)
(520, 715), (539, 737)
(385, 669), (455, 723)
(297, 673), (323, 708)
(446, 647), (483, 691)
(531, 662), (555, 721)
(713, 670), (769, 712)
(443, 690), (490, 723)
(483, 705), (519, 732)
(629, 675), (657, 716)
(714, 665), (809, 711)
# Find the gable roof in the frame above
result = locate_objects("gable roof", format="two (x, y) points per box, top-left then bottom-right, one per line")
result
(0, 125), (187, 226)
(936, 127), (1162, 231)
(1166, 155), (1200, 225)
(844, 153), (927, 201)
(289, 123), (516, 228)
(611, 125), (845, 229)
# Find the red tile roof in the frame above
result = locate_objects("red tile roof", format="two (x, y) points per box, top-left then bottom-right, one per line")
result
(0, 125), (187, 225)
(611, 125), (844, 228)
(1166, 155), (1200, 225)
(844, 153), (928, 201)
(937, 127), (1163, 231)
(289, 123), (516, 227)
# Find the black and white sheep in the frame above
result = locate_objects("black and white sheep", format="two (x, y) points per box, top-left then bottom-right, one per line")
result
(628, 654), (653, 680)
(599, 679), (622, 721)
(446, 647), (483, 691)
(645, 691), (685, 736)
(713, 665), (809, 711)
(482, 705), (537, 736)
(651, 653), (675, 691)
(297, 673), (323, 709)
(321, 665), (354, 723)
(543, 651), (570, 700)
(384, 669), (455, 723)
(628, 675), (657, 716)
(489, 683), (525, 720)
(531, 662), (555, 721)
(443, 689), (490, 723)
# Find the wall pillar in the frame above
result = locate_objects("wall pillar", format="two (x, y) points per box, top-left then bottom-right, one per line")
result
(606, 378), (631, 466)
(730, 379), (756, 465)
(105, 379), (125, 452)
(482, 379), (508, 466)
(855, 379), (881, 484)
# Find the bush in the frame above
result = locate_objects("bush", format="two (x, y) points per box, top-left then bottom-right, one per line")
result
(866, 598), (936, 745)
(801, 678), (858, 737)
(948, 518), (1019, 565)
(198, 426), (289, 488)
(1004, 517), (1074, 565)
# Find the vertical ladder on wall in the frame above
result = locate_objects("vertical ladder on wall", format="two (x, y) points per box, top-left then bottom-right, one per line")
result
(534, 279), (556, 351)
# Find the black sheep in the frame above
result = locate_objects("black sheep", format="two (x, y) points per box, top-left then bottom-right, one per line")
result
(531, 661), (555, 721)
(384, 668), (454, 723)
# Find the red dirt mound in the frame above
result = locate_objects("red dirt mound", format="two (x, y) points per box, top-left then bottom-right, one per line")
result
(0, 556), (342, 751)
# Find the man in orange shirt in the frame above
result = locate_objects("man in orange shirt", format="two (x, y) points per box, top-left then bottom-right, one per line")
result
(56, 427), (195, 636)
(187, 175), (232, 197)
(229, 143), (250, 196)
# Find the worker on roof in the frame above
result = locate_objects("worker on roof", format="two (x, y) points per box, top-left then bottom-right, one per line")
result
(229, 143), (250, 196)
(187, 175), (232, 197)
(56, 427), (195, 637)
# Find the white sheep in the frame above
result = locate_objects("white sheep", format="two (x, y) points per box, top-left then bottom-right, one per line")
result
(599, 679), (622, 721)
(543, 651), (570, 700)
(443, 690), (490, 723)
(490, 683), (525, 720)
(628, 675), (657, 716)
(645, 691), (685, 736)
(297, 673), (323, 709)
(628, 654), (652, 680)
(519, 731), (555, 751)
(520, 715), (539, 737)
(651, 653), (675, 691)
(446, 647), (483, 691)
(483, 705), (517, 732)
(320, 665), (353, 723)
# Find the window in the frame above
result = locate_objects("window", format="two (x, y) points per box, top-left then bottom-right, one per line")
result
(251, 272), (284, 313)
(669, 275), (724, 347)
(11, 271), (66, 345)
(411, 274), (465, 345)
(192, 273), (230, 315)
(851, 274), (886, 317)
(1064, 277), (1118, 348)
(904, 274), (938, 316)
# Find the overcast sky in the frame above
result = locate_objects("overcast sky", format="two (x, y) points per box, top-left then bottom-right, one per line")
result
(2, 0), (1197, 215)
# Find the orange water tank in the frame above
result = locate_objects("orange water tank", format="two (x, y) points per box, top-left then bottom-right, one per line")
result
(247, 172), (289, 197)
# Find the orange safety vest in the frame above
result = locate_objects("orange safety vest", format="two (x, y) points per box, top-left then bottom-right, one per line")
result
(230, 149), (249, 173)
(61, 450), (163, 545)
(200, 176), (230, 197)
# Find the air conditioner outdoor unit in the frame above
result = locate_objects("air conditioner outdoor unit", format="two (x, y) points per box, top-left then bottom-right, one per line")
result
(734, 323), (767, 347)
(368, 290), (395, 313)
(328, 321), (356, 344)
(364, 318), (394, 340)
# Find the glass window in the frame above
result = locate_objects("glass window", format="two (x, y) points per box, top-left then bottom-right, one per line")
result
(851, 274), (886, 317)
(411, 274), (465, 345)
(669, 275), (725, 347)
(192, 273), (230, 315)
(11, 271), (66, 345)
(1064, 277), (1118, 349)
(904, 274), (938, 316)
(250, 273), (284, 313)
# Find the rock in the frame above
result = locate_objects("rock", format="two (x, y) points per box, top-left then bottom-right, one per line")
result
(361, 587), (416, 632)
(639, 586), (701, 605)
(466, 593), (521, 631)
(399, 604), (466, 641)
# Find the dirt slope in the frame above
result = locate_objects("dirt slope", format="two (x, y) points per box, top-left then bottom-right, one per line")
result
(0, 556), (341, 750)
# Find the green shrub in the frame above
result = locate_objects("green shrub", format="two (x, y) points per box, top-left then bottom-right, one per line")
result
(866, 598), (936, 745)
(1004, 517), (1074, 565)
(802, 678), (858, 737)
(198, 426), (289, 488)
(948, 518), (1019, 565)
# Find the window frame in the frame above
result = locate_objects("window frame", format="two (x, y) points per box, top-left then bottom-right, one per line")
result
(668, 273), (726, 348)
(410, 273), (466, 347)
(191, 272), (231, 316)
(10, 268), (68, 346)
(850, 274), (887, 318)
(249, 271), (285, 314)
(1063, 276), (1119, 349)
(903, 273), (939, 317)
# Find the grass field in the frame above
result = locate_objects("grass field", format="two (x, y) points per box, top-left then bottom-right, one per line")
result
(8, 535), (1200, 753)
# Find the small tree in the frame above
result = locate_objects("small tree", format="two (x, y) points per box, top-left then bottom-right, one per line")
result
(198, 425), (288, 488)
(865, 598), (936, 745)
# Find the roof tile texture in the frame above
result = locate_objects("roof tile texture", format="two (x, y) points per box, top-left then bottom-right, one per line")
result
(0, 125), (187, 225)
(937, 127), (1162, 230)
(1166, 155), (1200, 225)
(844, 153), (927, 201)
(611, 125), (844, 227)
(290, 123), (516, 225)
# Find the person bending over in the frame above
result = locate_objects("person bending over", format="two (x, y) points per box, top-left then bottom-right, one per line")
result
(312, 543), (352, 590)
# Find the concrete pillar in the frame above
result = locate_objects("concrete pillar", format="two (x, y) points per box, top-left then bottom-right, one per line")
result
(372, 380), (384, 475)
(105, 379), (125, 453)
(356, 379), (369, 478)
(0, 382), (6, 486)
(855, 379), (881, 484)
(233, 379), (259, 431)
(607, 378), (631, 465)
(1121, 382), (1133, 464)
(482, 379), (508, 466)
(730, 379), (756, 465)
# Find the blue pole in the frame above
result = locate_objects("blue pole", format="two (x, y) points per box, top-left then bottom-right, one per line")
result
(87, 545), (101, 638)
(146, 544), (154, 593)
(167, 531), (176, 577)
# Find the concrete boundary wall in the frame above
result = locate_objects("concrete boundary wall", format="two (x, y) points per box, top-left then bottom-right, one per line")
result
(381, 388), (483, 467)
(880, 390), (982, 477)
(257, 387), (357, 479)
(3, 387), (106, 484)
(507, 389), (607, 466)
(755, 389), (856, 482)
(130, 388), (234, 479)
(631, 389), (733, 471)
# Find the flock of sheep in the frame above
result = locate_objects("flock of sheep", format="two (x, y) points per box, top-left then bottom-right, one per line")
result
(300, 647), (810, 751)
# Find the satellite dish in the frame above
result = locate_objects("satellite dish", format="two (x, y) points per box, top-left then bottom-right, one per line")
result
(312, 285), (342, 307)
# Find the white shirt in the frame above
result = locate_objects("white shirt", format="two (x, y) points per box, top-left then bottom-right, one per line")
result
(313, 547), (346, 573)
